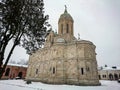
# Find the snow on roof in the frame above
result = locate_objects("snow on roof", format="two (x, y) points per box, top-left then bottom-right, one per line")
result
(7, 63), (28, 68)
(102, 66), (120, 70)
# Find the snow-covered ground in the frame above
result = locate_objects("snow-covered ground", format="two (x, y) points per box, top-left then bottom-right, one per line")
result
(0, 80), (120, 90)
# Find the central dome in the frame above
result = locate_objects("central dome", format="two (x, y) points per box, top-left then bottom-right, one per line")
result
(59, 6), (73, 22)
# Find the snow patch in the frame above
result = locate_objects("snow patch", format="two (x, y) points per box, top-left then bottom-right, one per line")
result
(0, 80), (120, 90)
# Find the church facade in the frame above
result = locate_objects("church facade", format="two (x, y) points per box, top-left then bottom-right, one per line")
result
(26, 7), (100, 86)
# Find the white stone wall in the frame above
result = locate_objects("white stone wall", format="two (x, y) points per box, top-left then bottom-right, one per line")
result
(26, 41), (100, 85)
(98, 69), (120, 80)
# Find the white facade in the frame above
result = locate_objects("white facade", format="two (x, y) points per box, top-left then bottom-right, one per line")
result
(98, 66), (120, 80)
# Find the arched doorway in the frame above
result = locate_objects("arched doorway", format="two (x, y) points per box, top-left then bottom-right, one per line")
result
(18, 72), (22, 78)
(109, 73), (113, 80)
(5, 68), (10, 76)
(114, 74), (118, 80)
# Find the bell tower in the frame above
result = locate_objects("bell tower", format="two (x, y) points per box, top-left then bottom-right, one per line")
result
(58, 6), (74, 36)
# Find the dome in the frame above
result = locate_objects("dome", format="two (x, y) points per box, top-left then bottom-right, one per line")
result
(59, 6), (73, 22)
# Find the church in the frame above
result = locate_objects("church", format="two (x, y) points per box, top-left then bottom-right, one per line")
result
(26, 7), (100, 86)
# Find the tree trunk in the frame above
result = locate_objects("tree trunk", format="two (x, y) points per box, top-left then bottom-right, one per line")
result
(0, 42), (17, 79)
(0, 42), (9, 77)
(0, 32), (23, 79)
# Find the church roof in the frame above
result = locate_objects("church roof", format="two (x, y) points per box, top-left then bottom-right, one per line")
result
(59, 6), (73, 21)
(98, 66), (120, 71)
(7, 63), (28, 68)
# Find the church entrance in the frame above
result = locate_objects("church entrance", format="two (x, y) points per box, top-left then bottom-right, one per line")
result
(109, 74), (113, 80)
(114, 74), (118, 80)
(18, 72), (23, 79)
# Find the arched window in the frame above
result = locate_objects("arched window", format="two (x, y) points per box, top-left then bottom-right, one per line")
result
(81, 68), (84, 75)
(53, 67), (55, 74)
(18, 72), (23, 78)
(114, 73), (118, 80)
(99, 75), (101, 79)
(66, 24), (69, 33)
(61, 24), (63, 34)
(36, 69), (38, 74)
(109, 73), (113, 80)
(5, 68), (10, 76)
(71, 25), (73, 35)
(49, 35), (51, 41)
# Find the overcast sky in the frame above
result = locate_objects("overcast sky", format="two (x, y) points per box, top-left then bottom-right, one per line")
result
(6, 0), (120, 67)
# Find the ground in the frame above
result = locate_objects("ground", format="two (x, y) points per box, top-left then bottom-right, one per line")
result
(0, 80), (120, 90)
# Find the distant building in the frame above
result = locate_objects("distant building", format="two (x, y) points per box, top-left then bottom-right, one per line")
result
(2, 63), (27, 79)
(26, 7), (100, 86)
(98, 66), (120, 80)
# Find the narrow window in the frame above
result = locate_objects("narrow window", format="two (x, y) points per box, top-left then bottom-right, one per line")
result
(53, 67), (55, 74)
(71, 25), (73, 35)
(81, 68), (84, 75)
(36, 69), (38, 74)
(49, 35), (51, 41)
(5, 68), (10, 76)
(61, 24), (63, 34)
(66, 24), (69, 33)
(99, 75), (101, 79)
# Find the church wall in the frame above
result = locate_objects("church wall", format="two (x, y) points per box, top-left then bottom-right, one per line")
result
(25, 44), (100, 84)
(26, 42), (100, 85)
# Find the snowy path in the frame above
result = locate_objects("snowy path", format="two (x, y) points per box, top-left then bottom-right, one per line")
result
(0, 80), (120, 90)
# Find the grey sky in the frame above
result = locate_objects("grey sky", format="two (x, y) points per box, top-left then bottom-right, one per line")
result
(6, 0), (120, 67)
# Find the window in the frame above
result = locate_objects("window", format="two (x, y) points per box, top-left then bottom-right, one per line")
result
(49, 35), (51, 41)
(102, 75), (106, 78)
(53, 67), (55, 74)
(66, 24), (69, 33)
(71, 25), (73, 35)
(36, 69), (38, 74)
(61, 24), (63, 34)
(99, 75), (101, 79)
(81, 68), (84, 75)
(5, 68), (10, 76)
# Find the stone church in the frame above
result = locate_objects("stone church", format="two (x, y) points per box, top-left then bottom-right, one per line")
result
(26, 7), (100, 86)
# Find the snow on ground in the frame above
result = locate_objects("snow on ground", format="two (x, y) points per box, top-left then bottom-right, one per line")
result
(0, 80), (120, 90)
